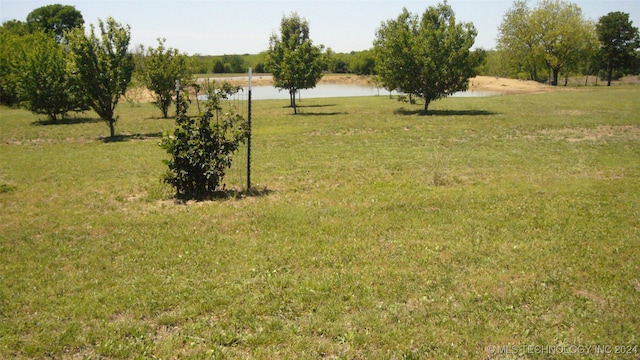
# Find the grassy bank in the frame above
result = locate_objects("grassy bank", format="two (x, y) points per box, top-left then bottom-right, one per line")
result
(1, 87), (639, 358)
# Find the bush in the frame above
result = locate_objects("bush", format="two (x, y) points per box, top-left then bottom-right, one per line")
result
(160, 83), (249, 200)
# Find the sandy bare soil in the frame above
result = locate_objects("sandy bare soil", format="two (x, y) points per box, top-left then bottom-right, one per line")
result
(468, 76), (555, 94)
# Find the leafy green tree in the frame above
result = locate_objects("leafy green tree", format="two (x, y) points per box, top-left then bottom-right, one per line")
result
(596, 12), (640, 86)
(213, 60), (225, 73)
(223, 54), (246, 73)
(137, 38), (191, 118)
(267, 12), (324, 114)
(498, 0), (596, 85)
(374, 9), (419, 97)
(497, 0), (543, 80)
(477, 50), (514, 78)
(530, 0), (594, 86)
(374, 2), (485, 113)
(0, 31), (24, 105)
(68, 17), (134, 138)
(17, 32), (88, 122)
(161, 83), (249, 200)
(26, 4), (83, 42)
(350, 50), (376, 75)
(0, 20), (30, 36)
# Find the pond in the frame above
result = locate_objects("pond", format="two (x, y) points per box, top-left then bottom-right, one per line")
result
(199, 77), (502, 101)
(240, 84), (501, 101)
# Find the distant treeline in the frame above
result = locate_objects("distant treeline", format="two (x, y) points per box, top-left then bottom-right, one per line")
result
(190, 49), (640, 81)
(187, 49), (376, 75)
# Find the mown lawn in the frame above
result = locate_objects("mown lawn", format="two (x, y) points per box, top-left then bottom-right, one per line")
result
(1, 86), (639, 359)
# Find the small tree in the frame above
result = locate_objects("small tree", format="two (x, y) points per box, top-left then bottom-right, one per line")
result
(267, 12), (324, 114)
(68, 17), (134, 138)
(374, 2), (485, 113)
(138, 38), (191, 118)
(17, 32), (88, 122)
(596, 12), (640, 86)
(161, 83), (249, 200)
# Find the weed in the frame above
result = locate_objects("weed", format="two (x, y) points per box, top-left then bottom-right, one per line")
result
(428, 149), (451, 186)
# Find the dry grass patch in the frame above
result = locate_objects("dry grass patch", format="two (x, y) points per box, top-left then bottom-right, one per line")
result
(538, 124), (640, 142)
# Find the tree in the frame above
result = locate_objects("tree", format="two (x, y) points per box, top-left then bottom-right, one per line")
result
(374, 2), (485, 113)
(161, 83), (249, 200)
(0, 20), (30, 36)
(497, 0), (596, 85)
(267, 12), (324, 114)
(137, 38), (191, 118)
(17, 32), (88, 122)
(68, 17), (134, 138)
(213, 60), (225, 73)
(26, 4), (83, 42)
(351, 50), (376, 75)
(0, 30), (24, 105)
(497, 0), (542, 80)
(596, 12), (640, 86)
(531, 0), (594, 86)
(374, 9), (420, 99)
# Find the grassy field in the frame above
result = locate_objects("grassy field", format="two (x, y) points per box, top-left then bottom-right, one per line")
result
(1, 86), (639, 359)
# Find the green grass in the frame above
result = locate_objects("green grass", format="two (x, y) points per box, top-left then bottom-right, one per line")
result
(1, 87), (639, 359)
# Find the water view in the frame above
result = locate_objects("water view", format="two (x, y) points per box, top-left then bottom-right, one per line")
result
(202, 76), (502, 101)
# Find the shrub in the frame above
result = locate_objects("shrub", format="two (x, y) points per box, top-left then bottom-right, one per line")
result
(160, 83), (248, 200)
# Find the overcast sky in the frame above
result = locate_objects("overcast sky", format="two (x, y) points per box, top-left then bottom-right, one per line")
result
(1, 0), (638, 55)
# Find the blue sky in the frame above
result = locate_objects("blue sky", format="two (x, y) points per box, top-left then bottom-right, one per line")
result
(1, 0), (638, 55)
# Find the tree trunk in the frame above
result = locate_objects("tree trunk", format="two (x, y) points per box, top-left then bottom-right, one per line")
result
(607, 65), (613, 86)
(289, 89), (297, 114)
(552, 68), (559, 86)
(423, 99), (430, 114)
(109, 119), (115, 138)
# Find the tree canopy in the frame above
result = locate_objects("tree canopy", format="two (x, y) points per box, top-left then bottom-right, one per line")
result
(373, 2), (485, 113)
(26, 4), (84, 42)
(596, 11), (640, 86)
(266, 12), (324, 114)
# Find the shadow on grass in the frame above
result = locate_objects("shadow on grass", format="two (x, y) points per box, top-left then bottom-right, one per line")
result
(31, 117), (102, 126)
(299, 104), (337, 108)
(394, 108), (499, 116)
(295, 111), (348, 116)
(281, 104), (338, 109)
(101, 132), (163, 143)
(173, 186), (273, 203)
(281, 103), (347, 116)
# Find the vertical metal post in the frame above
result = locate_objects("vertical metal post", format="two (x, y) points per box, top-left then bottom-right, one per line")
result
(247, 68), (252, 191)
